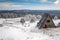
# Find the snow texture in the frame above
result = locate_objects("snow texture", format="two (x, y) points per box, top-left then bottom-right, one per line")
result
(0, 16), (60, 40)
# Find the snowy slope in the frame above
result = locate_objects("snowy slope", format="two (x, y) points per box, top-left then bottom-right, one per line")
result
(0, 18), (60, 40)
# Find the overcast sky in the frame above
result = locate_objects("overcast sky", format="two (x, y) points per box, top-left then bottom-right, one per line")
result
(0, 0), (60, 10)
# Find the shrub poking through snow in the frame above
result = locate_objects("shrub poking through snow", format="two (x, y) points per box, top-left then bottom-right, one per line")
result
(20, 18), (25, 25)
(0, 24), (3, 27)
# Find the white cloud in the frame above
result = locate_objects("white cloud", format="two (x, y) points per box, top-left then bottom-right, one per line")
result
(28, 5), (60, 10)
(54, 0), (60, 5)
(39, 0), (60, 5)
(0, 2), (27, 10)
(0, 2), (60, 10)
(0, 2), (23, 7)
(40, 0), (48, 2)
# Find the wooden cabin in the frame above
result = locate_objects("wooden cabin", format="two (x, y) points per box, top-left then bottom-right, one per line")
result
(37, 13), (56, 29)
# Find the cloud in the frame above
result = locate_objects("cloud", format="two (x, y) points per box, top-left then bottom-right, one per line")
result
(28, 5), (60, 10)
(40, 0), (48, 2)
(0, 2), (27, 10)
(0, 2), (60, 10)
(0, 2), (22, 7)
(54, 0), (60, 5)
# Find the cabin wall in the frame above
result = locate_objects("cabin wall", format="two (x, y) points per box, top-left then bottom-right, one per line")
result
(42, 16), (55, 28)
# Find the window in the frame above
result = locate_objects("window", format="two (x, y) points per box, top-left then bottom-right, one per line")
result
(47, 20), (50, 23)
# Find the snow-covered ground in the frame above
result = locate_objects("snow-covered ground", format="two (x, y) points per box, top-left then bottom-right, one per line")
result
(0, 17), (60, 40)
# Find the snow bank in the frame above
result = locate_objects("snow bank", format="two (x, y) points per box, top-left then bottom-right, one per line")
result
(53, 19), (60, 26)
(0, 27), (54, 40)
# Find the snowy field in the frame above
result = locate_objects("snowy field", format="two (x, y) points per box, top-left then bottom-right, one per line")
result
(0, 17), (60, 40)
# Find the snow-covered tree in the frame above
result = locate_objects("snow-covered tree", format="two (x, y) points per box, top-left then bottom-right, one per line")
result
(36, 15), (42, 20)
(30, 18), (35, 23)
(54, 16), (58, 20)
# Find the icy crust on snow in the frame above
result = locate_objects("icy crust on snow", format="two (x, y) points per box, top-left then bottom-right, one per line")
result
(0, 18), (60, 40)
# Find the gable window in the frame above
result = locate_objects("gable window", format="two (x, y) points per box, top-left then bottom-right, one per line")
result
(47, 20), (50, 23)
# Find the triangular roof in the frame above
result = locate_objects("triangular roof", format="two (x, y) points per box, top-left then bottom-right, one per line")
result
(37, 13), (55, 29)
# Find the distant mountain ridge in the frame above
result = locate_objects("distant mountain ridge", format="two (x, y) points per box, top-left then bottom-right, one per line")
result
(0, 10), (60, 14)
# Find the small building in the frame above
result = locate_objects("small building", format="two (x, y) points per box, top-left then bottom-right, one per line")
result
(37, 13), (56, 29)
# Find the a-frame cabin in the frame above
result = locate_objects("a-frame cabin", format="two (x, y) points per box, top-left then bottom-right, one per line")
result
(37, 13), (56, 29)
